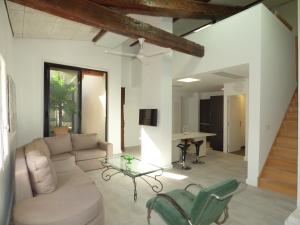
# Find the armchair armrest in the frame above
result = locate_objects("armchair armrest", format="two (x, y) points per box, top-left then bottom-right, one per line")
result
(185, 183), (204, 192)
(150, 193), (193, 225)
(98, 141), (113, 157)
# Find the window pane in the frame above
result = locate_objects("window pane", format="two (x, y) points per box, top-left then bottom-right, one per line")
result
(49, 67), (80, 136)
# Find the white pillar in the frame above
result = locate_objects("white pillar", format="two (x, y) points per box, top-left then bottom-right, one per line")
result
(135, 16), (173, 168)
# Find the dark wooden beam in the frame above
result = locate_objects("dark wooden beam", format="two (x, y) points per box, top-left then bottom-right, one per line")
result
(92, 29), (107, 42)
(193, 0), (210, 2)
(10, 0), (204, 57)
(89, 0), (241, 19)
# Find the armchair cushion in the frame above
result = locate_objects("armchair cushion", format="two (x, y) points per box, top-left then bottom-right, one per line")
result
(191, 179), (239, 225)
(146, 189), (195, 225)
(71, 133), (98, 150)
(45, 134), (72, 155)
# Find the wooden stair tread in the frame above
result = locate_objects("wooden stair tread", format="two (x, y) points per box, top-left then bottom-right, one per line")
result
(265, 160), (297, 173)
(259, 91), (298, 198)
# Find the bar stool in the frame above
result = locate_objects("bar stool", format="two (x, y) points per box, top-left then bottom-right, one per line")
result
(191, 140), (205, 164)
(177, 142), (191, 170)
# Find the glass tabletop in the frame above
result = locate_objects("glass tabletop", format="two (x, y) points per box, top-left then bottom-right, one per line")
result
(101, 155), (163, 177)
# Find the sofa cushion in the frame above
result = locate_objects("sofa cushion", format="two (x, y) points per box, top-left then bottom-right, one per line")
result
(14, 167), (101, 225)
(51, 153), (75, 162)
(71, 133), (99, 151)
(13, 183), (103, 225)
(31, 138), (51, 158)
(25, 148), (58, 194)
(51, 153), (76, 174)
(72, 149), (106, 161)
(15, 148), (33, 203)
(76, 159), (104, 172)
(45, 134), (72, 155)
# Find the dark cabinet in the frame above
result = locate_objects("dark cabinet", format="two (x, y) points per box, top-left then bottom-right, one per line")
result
(199, 96), (224, 151)
(199, 99), (211, 132)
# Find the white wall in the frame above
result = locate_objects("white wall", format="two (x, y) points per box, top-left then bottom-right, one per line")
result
(81, 74), (106, 140)
(259, 7), (297, 173)
(133, 16), (173, 168)
(0, 1), (15, 225)
(173, 4), (296, 186)
(124, 87), (140, 147)
(13, 39), (122, 154)
(172, 90), (200, 133)
(120, 50), (141, 148)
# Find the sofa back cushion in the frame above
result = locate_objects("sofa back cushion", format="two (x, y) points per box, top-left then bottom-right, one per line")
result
(71, 133), (98, 150)
(31, 138), (51, 158)
(44, 134), (72, 155)
(25, 146), (58, 194)
(15, 147), (33, 203)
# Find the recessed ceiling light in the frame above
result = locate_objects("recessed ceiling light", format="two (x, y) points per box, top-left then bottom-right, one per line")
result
(177, 78), (200, 83)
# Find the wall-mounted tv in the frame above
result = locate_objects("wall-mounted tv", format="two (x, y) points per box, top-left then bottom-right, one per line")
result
(139, 109), (158, 126)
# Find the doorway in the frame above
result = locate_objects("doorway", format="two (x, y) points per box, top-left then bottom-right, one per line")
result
(227, 95), (246, 156)
(44, 63), (108, 139)
(81, 69), (107, 141)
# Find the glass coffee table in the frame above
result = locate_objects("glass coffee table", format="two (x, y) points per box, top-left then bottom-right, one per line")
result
(100, 155), (164, 201)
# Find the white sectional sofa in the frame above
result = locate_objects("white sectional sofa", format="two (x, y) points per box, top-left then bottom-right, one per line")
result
(13, 133), (113, 225)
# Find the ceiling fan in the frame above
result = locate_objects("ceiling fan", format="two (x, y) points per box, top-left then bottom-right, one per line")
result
(104, 38), (172, 62)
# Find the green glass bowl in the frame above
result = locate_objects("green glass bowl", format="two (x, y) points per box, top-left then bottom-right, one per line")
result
(123, 154), (135, 164)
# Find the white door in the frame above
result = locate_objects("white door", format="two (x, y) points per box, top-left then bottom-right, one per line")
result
(228, 95), (245, 152)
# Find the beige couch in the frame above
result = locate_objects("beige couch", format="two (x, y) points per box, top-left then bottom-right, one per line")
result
(13, 133), (113, 225)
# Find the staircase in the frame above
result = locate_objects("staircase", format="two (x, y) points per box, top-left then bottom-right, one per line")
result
(259, 91), (298, 197)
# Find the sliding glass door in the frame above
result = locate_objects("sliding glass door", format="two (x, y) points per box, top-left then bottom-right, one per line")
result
(44, 63), (82, 137)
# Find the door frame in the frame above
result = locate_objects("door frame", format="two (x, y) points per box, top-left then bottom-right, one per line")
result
(121, 87), (125, 151)
(227, 95), (246, 153)
(44, 62), (108, 140)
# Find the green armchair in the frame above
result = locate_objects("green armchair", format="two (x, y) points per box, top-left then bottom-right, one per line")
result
(146, 179), (244, 225)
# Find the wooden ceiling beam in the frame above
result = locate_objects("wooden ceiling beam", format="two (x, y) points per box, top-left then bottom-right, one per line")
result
(10, 0), (204, 57)
(89, 0), (241, 19)
(92, 29), (107, 42)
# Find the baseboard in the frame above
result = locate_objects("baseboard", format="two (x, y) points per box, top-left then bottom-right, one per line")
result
(246, 177), (258, 187)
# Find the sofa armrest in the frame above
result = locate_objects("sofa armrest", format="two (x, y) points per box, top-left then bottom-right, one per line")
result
(98, 141), (113, 157)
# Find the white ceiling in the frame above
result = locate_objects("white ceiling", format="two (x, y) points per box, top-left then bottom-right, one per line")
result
(6, 0), (295, 44)
(6, 1), (100, 41)
(173, 64), (249, 93)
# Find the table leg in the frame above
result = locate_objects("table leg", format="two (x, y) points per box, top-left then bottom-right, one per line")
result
(132, 178), (137, 201)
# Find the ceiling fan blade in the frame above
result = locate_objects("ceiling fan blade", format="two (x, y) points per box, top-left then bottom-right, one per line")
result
(104, 50), (136, 58)
(143, 49), (172, 58)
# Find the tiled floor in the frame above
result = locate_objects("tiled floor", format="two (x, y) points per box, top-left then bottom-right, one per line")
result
(87, 149), (296, 225)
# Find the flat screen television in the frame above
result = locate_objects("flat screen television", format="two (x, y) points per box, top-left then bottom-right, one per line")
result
(139, 109), (158, 126)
